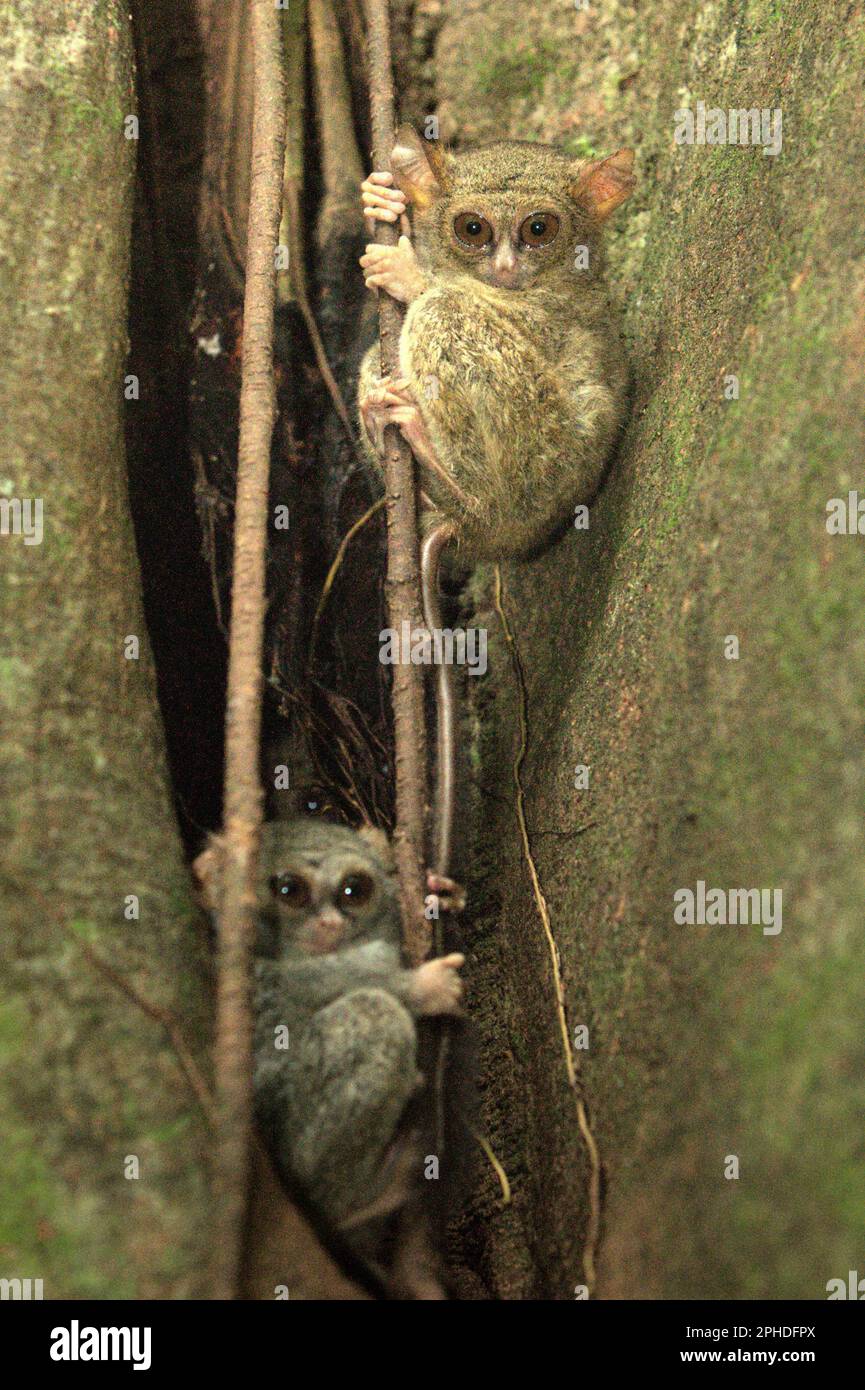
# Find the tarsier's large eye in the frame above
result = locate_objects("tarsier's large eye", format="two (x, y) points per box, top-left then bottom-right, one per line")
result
(270, 873), (312, 909)
(453, 212), (493, 248)
(337, 872), (375, 911)
(300, 784), (328, 816)
(519, 212), (560, 247)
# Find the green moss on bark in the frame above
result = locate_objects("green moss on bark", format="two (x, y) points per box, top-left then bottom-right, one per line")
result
(0, 1), (210, 1298)
(436, 0), (865, 1298)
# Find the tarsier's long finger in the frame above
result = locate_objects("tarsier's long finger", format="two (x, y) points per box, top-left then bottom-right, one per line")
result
(363, 384), (391, 406)
(361, 374), (395, 397)
(362, 198), (405, 220)
(386, 379), (415, 404)
(370, 413), (387, 456)
(363, 406), (422, 455)
(362, 171), (406, 195)
(363, 406), (413, 433)
(382, 406), (418, 426)
(369, 384), (413, 407)
(361, 177), (399, 191)
(359, 248), (393, 268)
(427, 873), (467, 914)
(363, 204), (406, 224)
(360, 241), (398, 260)
(360, 399), (411, 454)
(365, 391), (408, 410)
(361, 176), (407, 222)
(359, 396), (387, 452)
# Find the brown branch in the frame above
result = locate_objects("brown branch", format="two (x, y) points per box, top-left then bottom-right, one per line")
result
(280, 0), (363, 464)
(203, 0), (253, 297)
(211, 0), (286, 1302)
(310, 0), (365, 248)
(285, 178), (364, 461)
(365, 0), (430, 966)
(276, 0), (307, 310)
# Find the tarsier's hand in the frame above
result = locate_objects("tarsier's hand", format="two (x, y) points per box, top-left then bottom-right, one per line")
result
(360, 236), (427, 305)
(409, 953), (465, 1016)
(361, 170), (409, 230)
(426, 870), (467, 916)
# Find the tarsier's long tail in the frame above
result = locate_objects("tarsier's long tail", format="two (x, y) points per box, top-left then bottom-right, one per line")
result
(420, 519), (459, 879)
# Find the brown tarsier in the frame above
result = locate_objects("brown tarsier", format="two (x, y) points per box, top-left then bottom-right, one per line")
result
(358, 126), (635, 867)
(195, 819), (467, 1296)
(358, 124), (636, 559)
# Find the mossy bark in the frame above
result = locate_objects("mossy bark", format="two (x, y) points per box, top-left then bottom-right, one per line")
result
(434, 0), (865, 1298)
(0, 0), (210, 1297)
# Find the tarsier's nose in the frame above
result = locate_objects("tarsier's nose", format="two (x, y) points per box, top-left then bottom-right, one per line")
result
(490, 237), (519, 287)
(307, 909), (345, 954)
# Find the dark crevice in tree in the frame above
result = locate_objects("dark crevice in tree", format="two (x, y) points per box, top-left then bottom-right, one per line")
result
(127, 0), (226, 847)
(123, 0), (495, 1297)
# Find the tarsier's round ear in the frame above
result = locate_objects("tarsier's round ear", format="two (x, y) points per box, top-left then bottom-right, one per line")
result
(571, 148), (636, 221)
(391, 123), (452, 209)
(355, 823), (396, 872)
(192, 834), (226, 912)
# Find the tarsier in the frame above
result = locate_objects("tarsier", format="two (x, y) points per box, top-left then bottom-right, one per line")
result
(195, 135), (635, 1296)
(195, 818), (465, 1294)
(358, 128), (635, 862)
(358, 124), (636, 561)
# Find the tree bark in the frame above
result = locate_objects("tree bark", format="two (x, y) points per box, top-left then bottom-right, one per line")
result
(434, 0), (865, 1300)
(0, 0), (210, 1297)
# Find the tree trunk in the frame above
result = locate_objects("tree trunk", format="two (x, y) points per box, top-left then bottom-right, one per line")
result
(434, 0), (865, 1299)
(0, 0), (210, 1298)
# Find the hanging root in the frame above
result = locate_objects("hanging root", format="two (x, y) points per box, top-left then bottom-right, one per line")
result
(309, 496), (386, 661)
(469, 1123), (513, 1206)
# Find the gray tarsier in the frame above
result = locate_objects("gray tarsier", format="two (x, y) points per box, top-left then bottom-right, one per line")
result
(195, 819), (464, 1249)
(358, 125), (636, 559)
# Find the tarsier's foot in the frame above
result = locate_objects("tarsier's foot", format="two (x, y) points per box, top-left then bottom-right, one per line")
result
(388, 1207), (447, 1301)
(359, 377), (394, 457)
(338, 1133), (419, 1231)
(392, 1228), (450, 1301)
(410, 953), (465, 1017)
(360, 236), (427, 305)
(385, 382), (477, 512)
(359, 375), (436, 468)
(426, 870), (466, 916)
(360, 375), (473, 509)
(361, 170), (409, 230)
(389, 1264), (447, 1302)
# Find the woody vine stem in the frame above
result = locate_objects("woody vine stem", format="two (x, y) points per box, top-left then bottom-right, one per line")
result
(211, 0), (286, 1301)
(366, 0), (430, 967)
